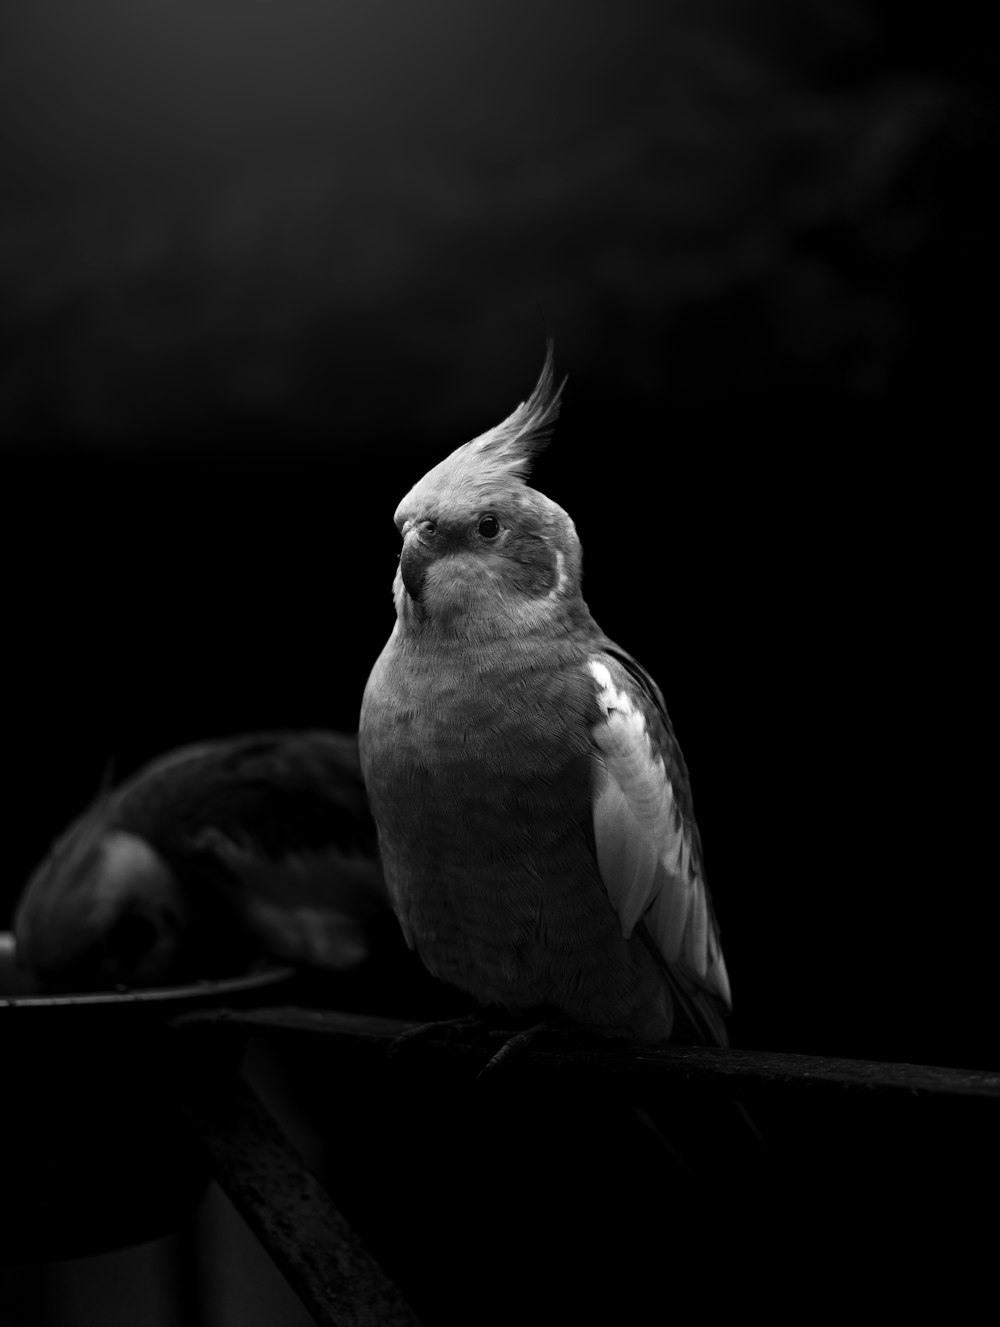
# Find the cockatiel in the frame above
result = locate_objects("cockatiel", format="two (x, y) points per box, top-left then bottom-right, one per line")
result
(360, 347), (731, 1046)
(14, 730), (389, 991)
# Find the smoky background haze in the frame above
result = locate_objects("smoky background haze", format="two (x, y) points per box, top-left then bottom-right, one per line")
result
(0, 0), (994, 1070)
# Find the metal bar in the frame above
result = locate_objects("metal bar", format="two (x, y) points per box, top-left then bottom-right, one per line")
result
(175, 1069), (422, 1327)
(173, 1004), (1000, 1101)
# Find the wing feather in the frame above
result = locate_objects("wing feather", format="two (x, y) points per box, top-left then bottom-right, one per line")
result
(588, 656), (731, 1027)
(592, 761), (661, 937)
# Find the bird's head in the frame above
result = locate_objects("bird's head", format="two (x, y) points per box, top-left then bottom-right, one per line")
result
(13, 791), (189, 991)
(392, 345), (584, 639)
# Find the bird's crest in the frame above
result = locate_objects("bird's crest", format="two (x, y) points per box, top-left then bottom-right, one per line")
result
(463, 340), (564, 482)
(400, 344), (565, 515)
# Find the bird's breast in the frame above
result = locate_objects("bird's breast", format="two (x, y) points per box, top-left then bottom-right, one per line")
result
(360, 636), (635, 1012)
(362, 636), (594, 833)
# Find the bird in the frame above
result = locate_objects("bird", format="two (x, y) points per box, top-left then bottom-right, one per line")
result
(359, 345), (731, 1046)
(13, 729), (389, 991)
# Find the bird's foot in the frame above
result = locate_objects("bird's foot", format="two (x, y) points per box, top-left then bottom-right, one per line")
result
(383, 1009), (587, 1084)
(476, 1020), (579, 1083)
(383, 1008), (512, 1067)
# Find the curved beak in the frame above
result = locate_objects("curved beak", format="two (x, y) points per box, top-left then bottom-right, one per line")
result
(399, 528), (435, 602)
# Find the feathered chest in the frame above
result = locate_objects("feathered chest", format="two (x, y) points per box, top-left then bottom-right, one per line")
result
(360, 633), (596, 834)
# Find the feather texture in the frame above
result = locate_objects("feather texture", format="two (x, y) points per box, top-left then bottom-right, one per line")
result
(589, 655), (731, 1031)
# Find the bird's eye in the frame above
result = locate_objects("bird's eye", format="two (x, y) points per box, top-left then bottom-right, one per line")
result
(478, 514), (501, 539)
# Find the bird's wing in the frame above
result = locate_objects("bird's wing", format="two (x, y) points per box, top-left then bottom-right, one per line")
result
(116, 730), (378, 861)
(587, 648), (731, 1045)
(114, 730), (389, 969)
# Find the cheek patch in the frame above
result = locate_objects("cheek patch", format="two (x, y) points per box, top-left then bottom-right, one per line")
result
(502, 533), (560, 596)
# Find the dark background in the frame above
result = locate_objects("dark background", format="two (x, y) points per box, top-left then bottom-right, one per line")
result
(0, 2), (994, 1086)
(1, 4), (997, 1323)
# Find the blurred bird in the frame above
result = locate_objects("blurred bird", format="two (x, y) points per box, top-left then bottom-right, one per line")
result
(14, 730), (389, 991)
(360, 346), (731, 1046)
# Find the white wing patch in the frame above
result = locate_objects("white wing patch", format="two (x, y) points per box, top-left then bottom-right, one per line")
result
(588, 659), (731, 1008)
